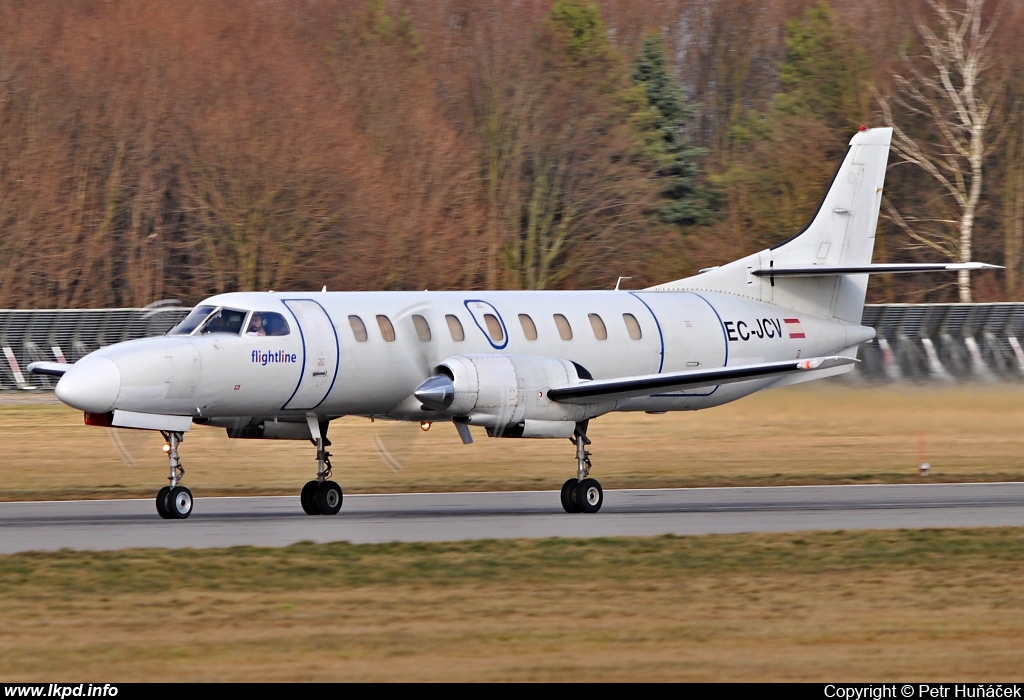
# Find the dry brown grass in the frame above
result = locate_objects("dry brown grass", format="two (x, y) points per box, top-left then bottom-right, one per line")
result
(3, 383), (1024, 500)
(1, 531), (1023, 681)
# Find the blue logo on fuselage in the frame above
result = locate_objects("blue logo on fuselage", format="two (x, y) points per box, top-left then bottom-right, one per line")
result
(251, 350), (298, 366)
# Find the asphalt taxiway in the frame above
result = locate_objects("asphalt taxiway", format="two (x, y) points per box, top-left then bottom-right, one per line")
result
(2, 482), (1024, 553)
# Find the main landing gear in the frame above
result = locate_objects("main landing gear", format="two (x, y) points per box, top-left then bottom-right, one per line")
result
(156, 431), (193, 519)
(300, 417), (343, 516)
(561, 421), (603, 514)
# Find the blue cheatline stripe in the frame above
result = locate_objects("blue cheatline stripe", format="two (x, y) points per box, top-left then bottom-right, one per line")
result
(648, 291), (725, 399)
(463, 299), (509, 350)
(308, 298), (341, 410)
(281, 299), (341, 411)
(280, 302), (307, 411)
(688, 291), (729, 367)
(627, 291), (664, 373)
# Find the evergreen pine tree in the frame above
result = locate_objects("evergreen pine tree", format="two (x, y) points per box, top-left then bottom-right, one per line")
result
(632, 35), (712, 227)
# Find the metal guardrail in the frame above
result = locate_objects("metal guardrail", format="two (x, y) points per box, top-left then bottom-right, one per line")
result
(0, 301), (190, 391)
(857, 303), (1024, 383)
(3, 302), (1024, 390)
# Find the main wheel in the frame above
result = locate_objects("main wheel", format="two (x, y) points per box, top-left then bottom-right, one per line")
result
(560, 478), (580, 513)
(315, 481), (343, 515)
(300, 480), (321, 515)
(576, 478), (603, 514)
(167, 485), (193, 519)
(156, 486), (172, 519)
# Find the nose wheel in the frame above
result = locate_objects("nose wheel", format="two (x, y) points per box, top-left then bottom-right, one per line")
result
(300, 416), (343, 515)
(156, 486), (171, 518)
(301, 479), (343, 516)
(561, 423), (603, 513)
(156, 432), (193, 519)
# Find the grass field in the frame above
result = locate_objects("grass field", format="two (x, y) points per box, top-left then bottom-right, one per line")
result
(4, 385), (1024, 681)
(1, 530), (1024, 681)
(2, 383), (1024, 500)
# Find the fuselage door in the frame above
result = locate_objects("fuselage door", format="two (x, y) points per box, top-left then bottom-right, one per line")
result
(282, 299), (340, 411)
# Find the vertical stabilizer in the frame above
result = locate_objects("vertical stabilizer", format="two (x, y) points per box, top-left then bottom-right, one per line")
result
(650, 127), (892, 324)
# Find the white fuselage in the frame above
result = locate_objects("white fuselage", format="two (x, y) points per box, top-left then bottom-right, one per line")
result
(56, 289), (873, 429)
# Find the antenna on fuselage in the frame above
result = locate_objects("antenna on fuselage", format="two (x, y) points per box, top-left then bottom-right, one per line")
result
(321, 285), (327, 292)
(614, 277), (632, 291)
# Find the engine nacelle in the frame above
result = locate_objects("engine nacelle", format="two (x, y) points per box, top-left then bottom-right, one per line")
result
(414, 354), (613, 437)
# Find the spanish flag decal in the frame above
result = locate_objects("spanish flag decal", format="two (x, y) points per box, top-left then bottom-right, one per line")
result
(784, 318), (805, 339)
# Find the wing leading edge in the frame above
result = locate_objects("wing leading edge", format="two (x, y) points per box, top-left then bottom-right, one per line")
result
(27, 361), (71, 377)
(546, 356), (856, 404)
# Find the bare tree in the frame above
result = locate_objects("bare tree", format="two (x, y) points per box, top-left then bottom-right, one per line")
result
(876, 0), (1005, 302)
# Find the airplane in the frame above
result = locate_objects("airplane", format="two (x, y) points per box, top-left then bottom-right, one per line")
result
(28, 126), (998, 519)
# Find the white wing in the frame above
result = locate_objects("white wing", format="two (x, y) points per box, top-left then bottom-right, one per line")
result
(547, 356), (856, 404)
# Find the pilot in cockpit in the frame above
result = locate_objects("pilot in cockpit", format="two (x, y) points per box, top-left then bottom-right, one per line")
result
(246, 313), (267, 336)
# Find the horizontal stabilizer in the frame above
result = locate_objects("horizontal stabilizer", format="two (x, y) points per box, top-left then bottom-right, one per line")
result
(547, 356), (856, 404)
(751, 262), (1001, 277)
(27, 361), (71, 377)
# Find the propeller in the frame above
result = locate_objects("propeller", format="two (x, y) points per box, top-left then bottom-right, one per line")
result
(106, 427), (158, 466)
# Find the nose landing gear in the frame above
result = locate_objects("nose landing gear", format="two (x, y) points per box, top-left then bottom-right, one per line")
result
(156, 431), (192, 519)
(300, 416), (343, 516)
(561, 422), (603, 514)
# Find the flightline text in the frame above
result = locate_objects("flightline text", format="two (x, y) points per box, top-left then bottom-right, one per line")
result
(251, 350), (298, 366)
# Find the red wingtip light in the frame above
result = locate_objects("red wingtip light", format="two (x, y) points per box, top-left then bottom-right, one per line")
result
(859, 125), (867, 131)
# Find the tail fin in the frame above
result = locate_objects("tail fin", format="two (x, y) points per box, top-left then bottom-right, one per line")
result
(650, 127), (892, 324)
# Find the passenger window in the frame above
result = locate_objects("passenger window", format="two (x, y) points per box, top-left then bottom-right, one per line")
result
(377, 315), (396, 342)
(246, 312), (290, 336)
(483, 314), (504, 342)
(413, 315), (431, 342)
(588, 313), (607, 340)
(446, 314), (465, 342)
(199, 307), (246, 335)
(554, 314), (573, 341)
(623, 313), (642, 340)
(519, 314), (538, 341)
(349, 315), (368, 342)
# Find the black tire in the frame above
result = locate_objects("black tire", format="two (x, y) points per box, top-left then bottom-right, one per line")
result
(167, 486), (193, 519)
(576, 478), (603, 514)
(300, 480), (321, 515)
(315, 481), (343, 515)
(560, 478), (580, 513)
(156, 486), (172, 519)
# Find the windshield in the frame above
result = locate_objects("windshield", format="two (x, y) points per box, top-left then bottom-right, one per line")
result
(197, 308), (247, 335)
(168, 305), (216, 336)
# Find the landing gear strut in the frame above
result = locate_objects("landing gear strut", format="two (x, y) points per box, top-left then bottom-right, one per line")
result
(301, 416), (343, 516)
(156, 431), (193, 519)
(561, 421), (603, 514)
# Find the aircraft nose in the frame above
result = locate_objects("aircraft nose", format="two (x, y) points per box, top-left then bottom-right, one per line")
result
(55, 357), (122, 413)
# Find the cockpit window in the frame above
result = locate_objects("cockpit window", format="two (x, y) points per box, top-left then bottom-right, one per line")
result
(168, 305), (216, 336)
(245, 312), (290, 337)
(198, 307), (247, 335)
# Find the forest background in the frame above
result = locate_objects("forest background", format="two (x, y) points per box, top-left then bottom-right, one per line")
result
(2, 0), (1023, 308)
